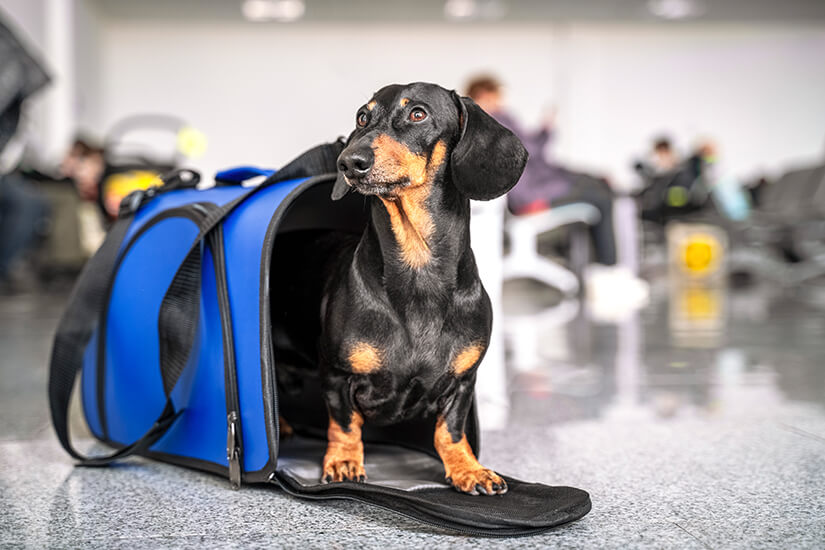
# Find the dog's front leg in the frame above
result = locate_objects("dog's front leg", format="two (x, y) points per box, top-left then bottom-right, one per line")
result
(435, 381), (507, 495)
(321, 384), (366, 483)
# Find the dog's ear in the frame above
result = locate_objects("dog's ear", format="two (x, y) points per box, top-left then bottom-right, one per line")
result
(331, 133), (354, 201)
(331, 171), (350, 201)
(449, 92), (528, 201)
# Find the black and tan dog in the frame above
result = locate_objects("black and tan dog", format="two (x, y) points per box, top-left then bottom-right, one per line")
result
(311, 82), (527, 496)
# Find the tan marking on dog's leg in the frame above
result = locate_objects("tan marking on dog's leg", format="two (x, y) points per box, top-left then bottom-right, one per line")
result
(322, 411), (366, 483)
(348, 342), (382, 374)
(279, 415), (294, 439)
(451, 344), (484, 375)
(434, 417), (506, 495)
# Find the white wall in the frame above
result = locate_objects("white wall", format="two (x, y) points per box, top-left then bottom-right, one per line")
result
(99, 21), (557, 179)
(90, 19), (825, 184)
(73, 0), (103, 134)
(556, 24), (825, 184)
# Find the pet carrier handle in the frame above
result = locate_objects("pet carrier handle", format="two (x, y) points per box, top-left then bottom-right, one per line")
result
(214, 166), (276, 186)
(47, 217), (185, 466)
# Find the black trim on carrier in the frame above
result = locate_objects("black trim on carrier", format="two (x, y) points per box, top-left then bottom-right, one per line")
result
(252, 173), (339, 483)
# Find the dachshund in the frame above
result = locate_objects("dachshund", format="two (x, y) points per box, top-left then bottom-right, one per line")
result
(281, 82), (527, 495)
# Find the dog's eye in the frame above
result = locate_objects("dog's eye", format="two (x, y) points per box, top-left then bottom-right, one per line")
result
(357, 112), (368, 127)
(409, 108), (427, 122)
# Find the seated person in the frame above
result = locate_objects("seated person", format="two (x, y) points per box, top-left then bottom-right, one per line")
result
(465, 75), (617, 267)
(635, 137), (713, 223)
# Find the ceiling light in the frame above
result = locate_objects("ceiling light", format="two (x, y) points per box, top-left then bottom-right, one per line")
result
(647, 0), (706, 20)
(444, 0), (478, 21)
(242, 0), (305, 23)
(445, 0), (507, 21)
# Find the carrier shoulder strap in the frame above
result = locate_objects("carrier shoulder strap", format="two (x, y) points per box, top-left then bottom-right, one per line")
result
(48, 140), (344, 467)
(47, 216), (182, 465)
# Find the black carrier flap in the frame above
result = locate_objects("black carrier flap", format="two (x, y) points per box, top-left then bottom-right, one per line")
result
(272, 436), (591, 537)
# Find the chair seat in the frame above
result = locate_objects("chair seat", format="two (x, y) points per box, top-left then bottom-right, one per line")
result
(503, 202), (601, 296)
(506, 203), (601, 233)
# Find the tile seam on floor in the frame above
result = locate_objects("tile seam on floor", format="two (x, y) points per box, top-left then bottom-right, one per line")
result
(670, 521), (714, 550)
(777, 423), (825, 445)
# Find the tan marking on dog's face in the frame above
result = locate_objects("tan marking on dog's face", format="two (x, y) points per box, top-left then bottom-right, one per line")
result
(367, 100), (377, 111)
(371, 134), (428, 186)
(323, 411), (365, 482)
(433, 417), (506, 495)
(452, 343), (484, 375)
(374, 139), (448, 269)
(400, 97), (410, 107)
(348, 342), (382, 374)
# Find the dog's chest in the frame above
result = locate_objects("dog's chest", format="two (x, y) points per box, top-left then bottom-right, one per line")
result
(349, 354), (461, 424)
(347, 314), (486, 424)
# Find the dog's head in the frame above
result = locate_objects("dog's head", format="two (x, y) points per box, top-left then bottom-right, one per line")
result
(332, 82), (527, 202)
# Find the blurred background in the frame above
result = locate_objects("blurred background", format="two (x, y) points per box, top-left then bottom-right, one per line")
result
(2, 0), (825, 285)
(1, 1), (825, 546)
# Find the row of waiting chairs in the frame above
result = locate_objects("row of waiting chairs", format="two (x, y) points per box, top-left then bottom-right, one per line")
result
(729, 163), (825, 284)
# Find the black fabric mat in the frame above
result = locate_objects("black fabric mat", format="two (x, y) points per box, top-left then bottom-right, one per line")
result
(274, 436), (591, 536)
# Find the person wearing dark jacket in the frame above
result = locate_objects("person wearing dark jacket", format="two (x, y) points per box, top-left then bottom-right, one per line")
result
(0, 14), (51, 289)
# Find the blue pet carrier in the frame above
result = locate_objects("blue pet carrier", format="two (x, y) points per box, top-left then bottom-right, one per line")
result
(48, 141), (591, 536)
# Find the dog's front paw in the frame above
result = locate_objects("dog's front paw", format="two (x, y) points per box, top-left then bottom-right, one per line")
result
(321, 458), (366, 484)
(446, 468), (507, 496)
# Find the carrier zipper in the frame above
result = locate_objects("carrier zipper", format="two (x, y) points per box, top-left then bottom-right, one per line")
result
(226, 411), (242, 489)
(208, 222), (244, 489)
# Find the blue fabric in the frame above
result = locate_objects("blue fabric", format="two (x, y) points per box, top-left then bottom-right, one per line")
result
(104, 217), (201, 445)
(221, 177), (305, 471)
(121, 186), (246, 247)
(81, 176), (310, 475)
(155, 245), (228, 464)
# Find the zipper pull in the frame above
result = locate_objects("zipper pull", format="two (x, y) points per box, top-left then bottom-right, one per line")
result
(226, 411), (242, 489)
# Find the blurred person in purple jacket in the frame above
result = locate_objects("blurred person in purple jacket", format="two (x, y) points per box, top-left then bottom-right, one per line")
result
(466, 76), (617, 266)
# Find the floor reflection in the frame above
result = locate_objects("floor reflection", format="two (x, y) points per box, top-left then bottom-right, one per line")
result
(493, 274), (825, 431)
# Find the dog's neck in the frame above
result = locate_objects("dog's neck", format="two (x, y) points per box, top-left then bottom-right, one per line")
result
(354, 174), (474, 300)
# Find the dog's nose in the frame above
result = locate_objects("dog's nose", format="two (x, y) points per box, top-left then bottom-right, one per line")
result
(338, 148), (374, 178)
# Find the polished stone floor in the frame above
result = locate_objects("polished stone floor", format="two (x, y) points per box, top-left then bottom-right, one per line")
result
(1, 276), (824, 548)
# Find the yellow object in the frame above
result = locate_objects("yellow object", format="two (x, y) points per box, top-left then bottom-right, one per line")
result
(667, 223), (726, 280)
(667, 186), (688, 207)
(681, 286), (718, 319)
(177, 126), (208, 158)
(684, 239), (715, 273)
(104, 170), (162, 197)
(102, 170), (163, 217)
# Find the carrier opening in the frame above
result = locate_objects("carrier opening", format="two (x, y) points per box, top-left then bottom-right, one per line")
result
(266, 178), (470, 479)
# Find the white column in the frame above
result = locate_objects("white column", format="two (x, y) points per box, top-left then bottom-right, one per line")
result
(470, 197), (509, 430)
(42, 0), (75, 163)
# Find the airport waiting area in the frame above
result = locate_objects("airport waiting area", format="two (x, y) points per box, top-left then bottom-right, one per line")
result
(1, 0), (824, 548)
